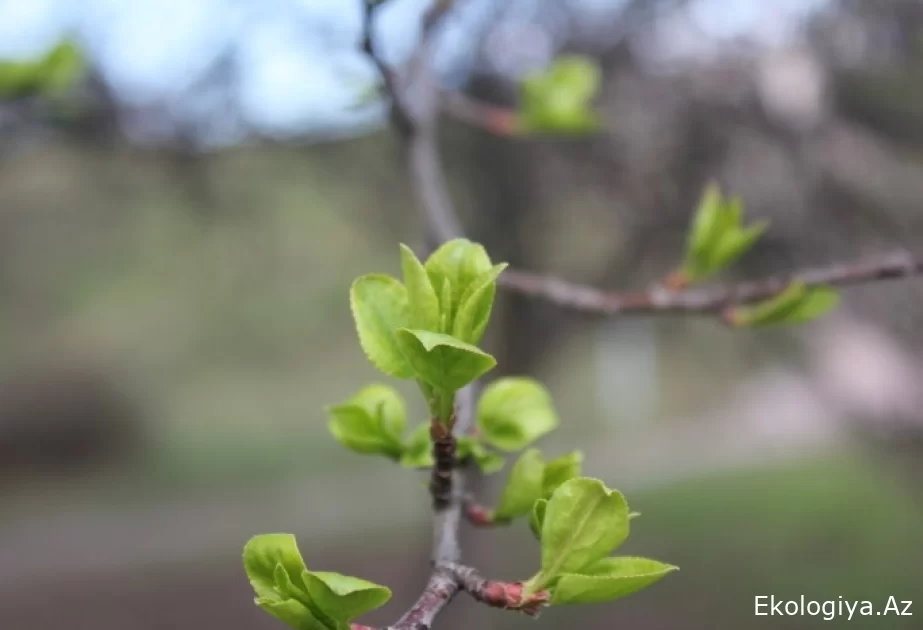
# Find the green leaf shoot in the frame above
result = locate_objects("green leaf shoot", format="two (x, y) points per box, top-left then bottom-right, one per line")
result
(476, 377), (559, 452)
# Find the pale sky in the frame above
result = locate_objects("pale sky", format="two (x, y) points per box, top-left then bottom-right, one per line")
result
(0, 0), (831, 138)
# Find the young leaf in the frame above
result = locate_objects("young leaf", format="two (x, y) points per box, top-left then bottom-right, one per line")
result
(477, 377), (559, 452)
(684, 182), (724, 276)
(400, 423), (433, 468)
(680, 183), (767, 283)
(327, 405), (400, 459)
(729, 282), (840, 327)
(494, 448), (546, 522)
(457, 437), (506, 474)
(395, 329), (496, 392)
(400, 244), (441, 331)
(327, 385), (407, 459)
(350, 274), (413, 378)
(347, 384), (407, 443)
(710, 220), (768, 271)
(542, 450), (584, 497)
(785, 286), (840, 323)
(424, 239), (494, 330)
(534, 478), (630, 589)
(550, 557), (678, 605)
(451, 263), (508, 344)
(530, 498), (548, 540)
(520, 55), (602, 133)
(244, 534), (329, 630)
(244, 534), (310, 601)
(302, 571), (392, 624)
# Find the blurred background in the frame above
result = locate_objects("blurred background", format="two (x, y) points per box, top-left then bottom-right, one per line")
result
(1, 0), (922, 628)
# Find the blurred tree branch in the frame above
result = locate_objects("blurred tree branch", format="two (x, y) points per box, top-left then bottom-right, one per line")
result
(356, 0), (923, 626)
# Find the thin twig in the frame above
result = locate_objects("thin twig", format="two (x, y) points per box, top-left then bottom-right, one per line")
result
(359, 3), (540, 628)
(499, 251), (923, 317)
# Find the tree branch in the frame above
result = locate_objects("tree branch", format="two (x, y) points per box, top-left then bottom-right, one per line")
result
(498, 251), (923, 317)
(359, 5), (543, 628)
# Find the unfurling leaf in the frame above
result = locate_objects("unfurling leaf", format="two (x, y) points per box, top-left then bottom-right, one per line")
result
(302, 571), (392, 623)
(243, 534), (326, 629)
(542, 450), (583, 496)
(494, 448), (546, 522)
(457, 437), (505, 474)
(728, 281), (840, 327)
(395, 329), (496, 392)
(243, 534), (391, 630)
(477, 377), (559, 452)
(520, 55), (602, 134)
(530, 498), (548, 540)
(424, 239), (495, 331)
(400, 244), (441, 331)
(527, 478), (630, 593)
(399, 423), (433, 468)
(550, 557), (678, 605)
(327, 384), (406, 459)
(452, 263), (507, 344)
(680, 182), (767, 283)
(349, 274), (413, 378)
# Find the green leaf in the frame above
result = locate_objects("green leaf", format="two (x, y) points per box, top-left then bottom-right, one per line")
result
(348, 384), (407, 443)
(710, 220), (768, 270)
(255, 598), (329, 630)
(534, 478), (630, 590)
(521, 55), (602, 134)
(399, 423), (433, 468)
(494, 448), (546, 522)
(530, 498), (548, 540)
(731, 282), (840, 327)
(551, 557), (678, 605)
(244, 534), (309, 601)
(457, 437), (505, 474)
(451, 263), (507, 344)
(543, 450), (584, 497)
(424, 239), (494, 331)
(349, 274), (413, 378)
(244, 534), (329, 630)
(681, 183), (767, 283)
(395, 329), (496, 392)
(400, 244), (441, 331)
(477, 377), (559, 452)
(302, 571), (391, 623)
(326, 385), (406, 460)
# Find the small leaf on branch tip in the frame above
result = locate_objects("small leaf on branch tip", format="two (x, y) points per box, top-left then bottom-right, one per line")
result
(530, 498), (548, 540)
(326, 384), (407, 459)
(534, 478), (630, 589)
(686, 181), (724, 270)
(457, 437), (506, 474)
(681, 182), (766, 283)
(728, 282), (840, 327)
(350, 274), (413, 378)
(494, 448), (546, 522)
(550, 557), (678, 605)
(302, 571), (391, 623)
(542, 450), (583, 497)
(452, 263), (508, 345)
(424, 239), (493, 331)
(710, 220), (768, 270)
(400, 244), (441, 331)
(395, 329), (496, 393)
(348, 384), (407, 442)
(399, 423), (433, 468)
(244, 534), (329, 630)
(243, 534), (309, 601)
(520, 55), (602, 134)
(477, 377), (559, 452)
